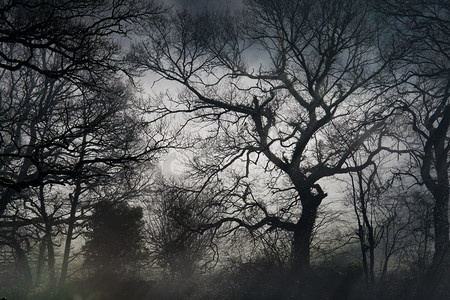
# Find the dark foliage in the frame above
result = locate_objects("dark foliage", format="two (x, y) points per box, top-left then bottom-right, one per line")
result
(83, 200), (147, 276)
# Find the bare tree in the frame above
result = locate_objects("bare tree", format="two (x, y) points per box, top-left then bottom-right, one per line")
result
(0, 0), (162, 82)
(0, 49), (165, 210)
(130, 0), (395, 272)
(146, 180), (216, 279)
(395, 190), (434, 278)
(348, 161), (388, 284)
(379, 0), (449, 280)
(0, 197), (38, 291)
(0, 47), (167, 293)
(0, 1), (165, 215)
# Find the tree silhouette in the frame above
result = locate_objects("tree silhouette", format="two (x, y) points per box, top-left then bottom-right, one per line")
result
(0, 0), (165, 216)
(130, 0), (395, 272)
(84, 200), (147, 276)
(146, 182), (215, 279)
(0, 0), (161, 82)
(378, 0), (449, 297)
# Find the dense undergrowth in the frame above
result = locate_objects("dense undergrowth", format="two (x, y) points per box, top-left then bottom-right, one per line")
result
(2, 262), (448, 300)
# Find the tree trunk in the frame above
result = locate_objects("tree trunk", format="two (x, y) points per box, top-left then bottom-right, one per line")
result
(380, 252), (393, 281)
(358, 225), (369, 282)
(59, 133), (87, 286)
(35, 240), (46, 284)
(415, 192), (449, 300)
(416, 106), (449, 299)
(45, 225), (56, 284)
(59, 182), (81, 286)
(351, 175), (369, 283)
(366, 221), (375, 283)
(423, 114), (450, 272)
(430, 183), (449, 271)
(292, 200), (319, 272)
(38, 185), (56, 285)
(12, 243), (33, 290)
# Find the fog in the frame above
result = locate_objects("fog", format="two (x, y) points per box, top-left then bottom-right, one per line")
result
(0, 0), (448, 300)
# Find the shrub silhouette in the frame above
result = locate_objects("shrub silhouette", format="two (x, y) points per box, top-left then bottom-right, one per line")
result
(84, 200), (147, 276)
